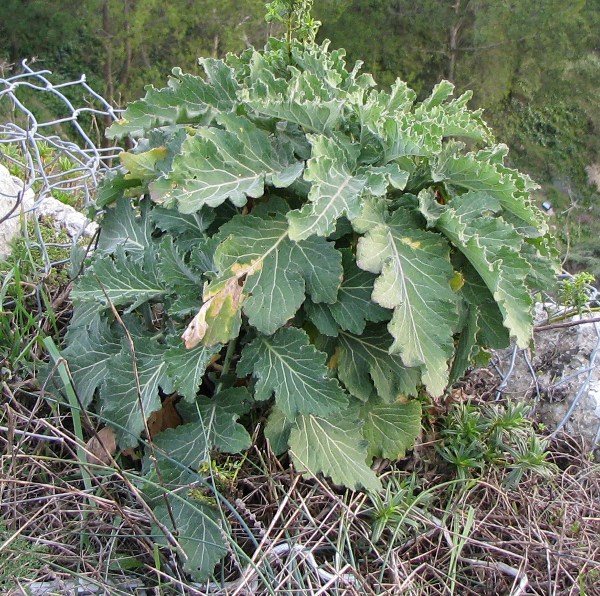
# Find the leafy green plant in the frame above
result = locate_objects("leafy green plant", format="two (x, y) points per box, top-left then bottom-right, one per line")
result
(266, 0), (321, 49)
(57, 8), (557, 580)
(559, 271), (596, 311)
(437, 401), (555, 486)
(367, 474), (428, 544)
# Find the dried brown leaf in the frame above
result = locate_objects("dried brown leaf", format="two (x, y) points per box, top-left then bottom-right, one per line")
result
(86, 426), (117, 466)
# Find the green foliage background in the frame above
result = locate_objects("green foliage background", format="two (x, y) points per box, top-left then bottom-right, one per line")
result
(2, 0), (600, 271)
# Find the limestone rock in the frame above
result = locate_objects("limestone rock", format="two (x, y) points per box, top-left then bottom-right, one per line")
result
(34, 195), (98, 238)
(0, 164), (34, 260)
(0, 164), (98, 261)
(493, 310), (600, 450)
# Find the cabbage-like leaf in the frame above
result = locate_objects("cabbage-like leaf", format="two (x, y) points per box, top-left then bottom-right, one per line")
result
(378, 84), (491, 163)
(164, 339), (220, 402)
(287, 134), (367, 240)
(61, 318), (121, 407)
(289, 415), (381, 492)
(433, 146), (545, 231)
(460, 262), (510, 349)
(153, 389), (252, 465)
(72, 249), (165, 312)
(96, 198), (153, 262)
(357, 209), (459, 396)
(360, 397), (422, 460)
(150, 114), (303, 213)
(244, 52), (345, 134)
(336, 326), (420, 402)
(237, 327), (348, 419)
(106, 60), (239, 138)
(325, 249), (390, 335)
(153, 497), (226, 582)
(420, 190), (533, 347)
(120, 147), (167, 182)
(194, 207), (342, 341)
(102, 337), (173, 448)
(150, 205), (214, 236)
(158, 237), (202, 315)
(264, 406), (292, 455)
(448, 305), (480, 386)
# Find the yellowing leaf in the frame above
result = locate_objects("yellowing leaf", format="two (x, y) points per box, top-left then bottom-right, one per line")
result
(450, 271), (465, 292)
(182, 277), (245, 348)
(120, 147), (167, 181)
(205, 204), (342, 336)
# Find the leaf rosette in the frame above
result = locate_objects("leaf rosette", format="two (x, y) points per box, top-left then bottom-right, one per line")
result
(61, 35), (558, 580)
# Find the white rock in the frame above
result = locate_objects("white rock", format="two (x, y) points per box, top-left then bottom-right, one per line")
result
(493, 311), (600, 450)
(0, 164), (34, 260)
(0, 164), (98, 261)
(34, 195), (98, 238)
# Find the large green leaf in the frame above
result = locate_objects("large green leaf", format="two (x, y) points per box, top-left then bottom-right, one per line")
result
(381, 116), (443, 161)
(158, 237), (202, 315)
(263, 406), (292, 455)
(164, 339), (220, 402)
(102, 336), (173, 448)
(96, 198), (153, 262)
(194, 388), (253, 454)
(325, 249), (390, 335)
(420, 190), (533, 347)
(61, 318), (122, 407)
(360, 397), (422, 460)
(106, 61), (239, 139)
(72, 249), (164, 312)
(289, 415), (381, 492)
(152, 395), (252, 468)
(460, 262), (510, 350)
(336, 325), (420, 402)
(67, 301), (104, 330)
(287, 134), (367, 240)
(377, 84), (491, 163)
(433, 146), (546, 231)
(244, 52), (346, 134)
(153, 497), (226, 582)
(357, 209), (459, 397)
(150, 205), (214, 236)
(196, 206), (342, 340)
(237, 327), (348, 419)
(150, 114), (303, 213)
(304, 299), (340, 336)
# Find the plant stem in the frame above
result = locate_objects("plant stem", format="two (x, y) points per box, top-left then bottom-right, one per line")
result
(215, 338), (237, 394)
(287, 11), (293, 58)
(535, 314), (600, 332)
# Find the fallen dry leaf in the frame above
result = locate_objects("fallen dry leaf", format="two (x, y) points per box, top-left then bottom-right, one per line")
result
(86, 426), (117, 466)
(147, 394), (182, 438)
(86, 397), (182, 465)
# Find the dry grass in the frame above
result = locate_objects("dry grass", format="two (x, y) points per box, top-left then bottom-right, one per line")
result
(1, 373), (599, 595)
(1, 269), (598, 594)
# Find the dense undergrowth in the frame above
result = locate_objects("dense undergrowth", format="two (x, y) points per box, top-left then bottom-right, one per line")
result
(47, 12), (566, 577)
(1, 3), (599, 594)
(0, 186), (598, 593)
